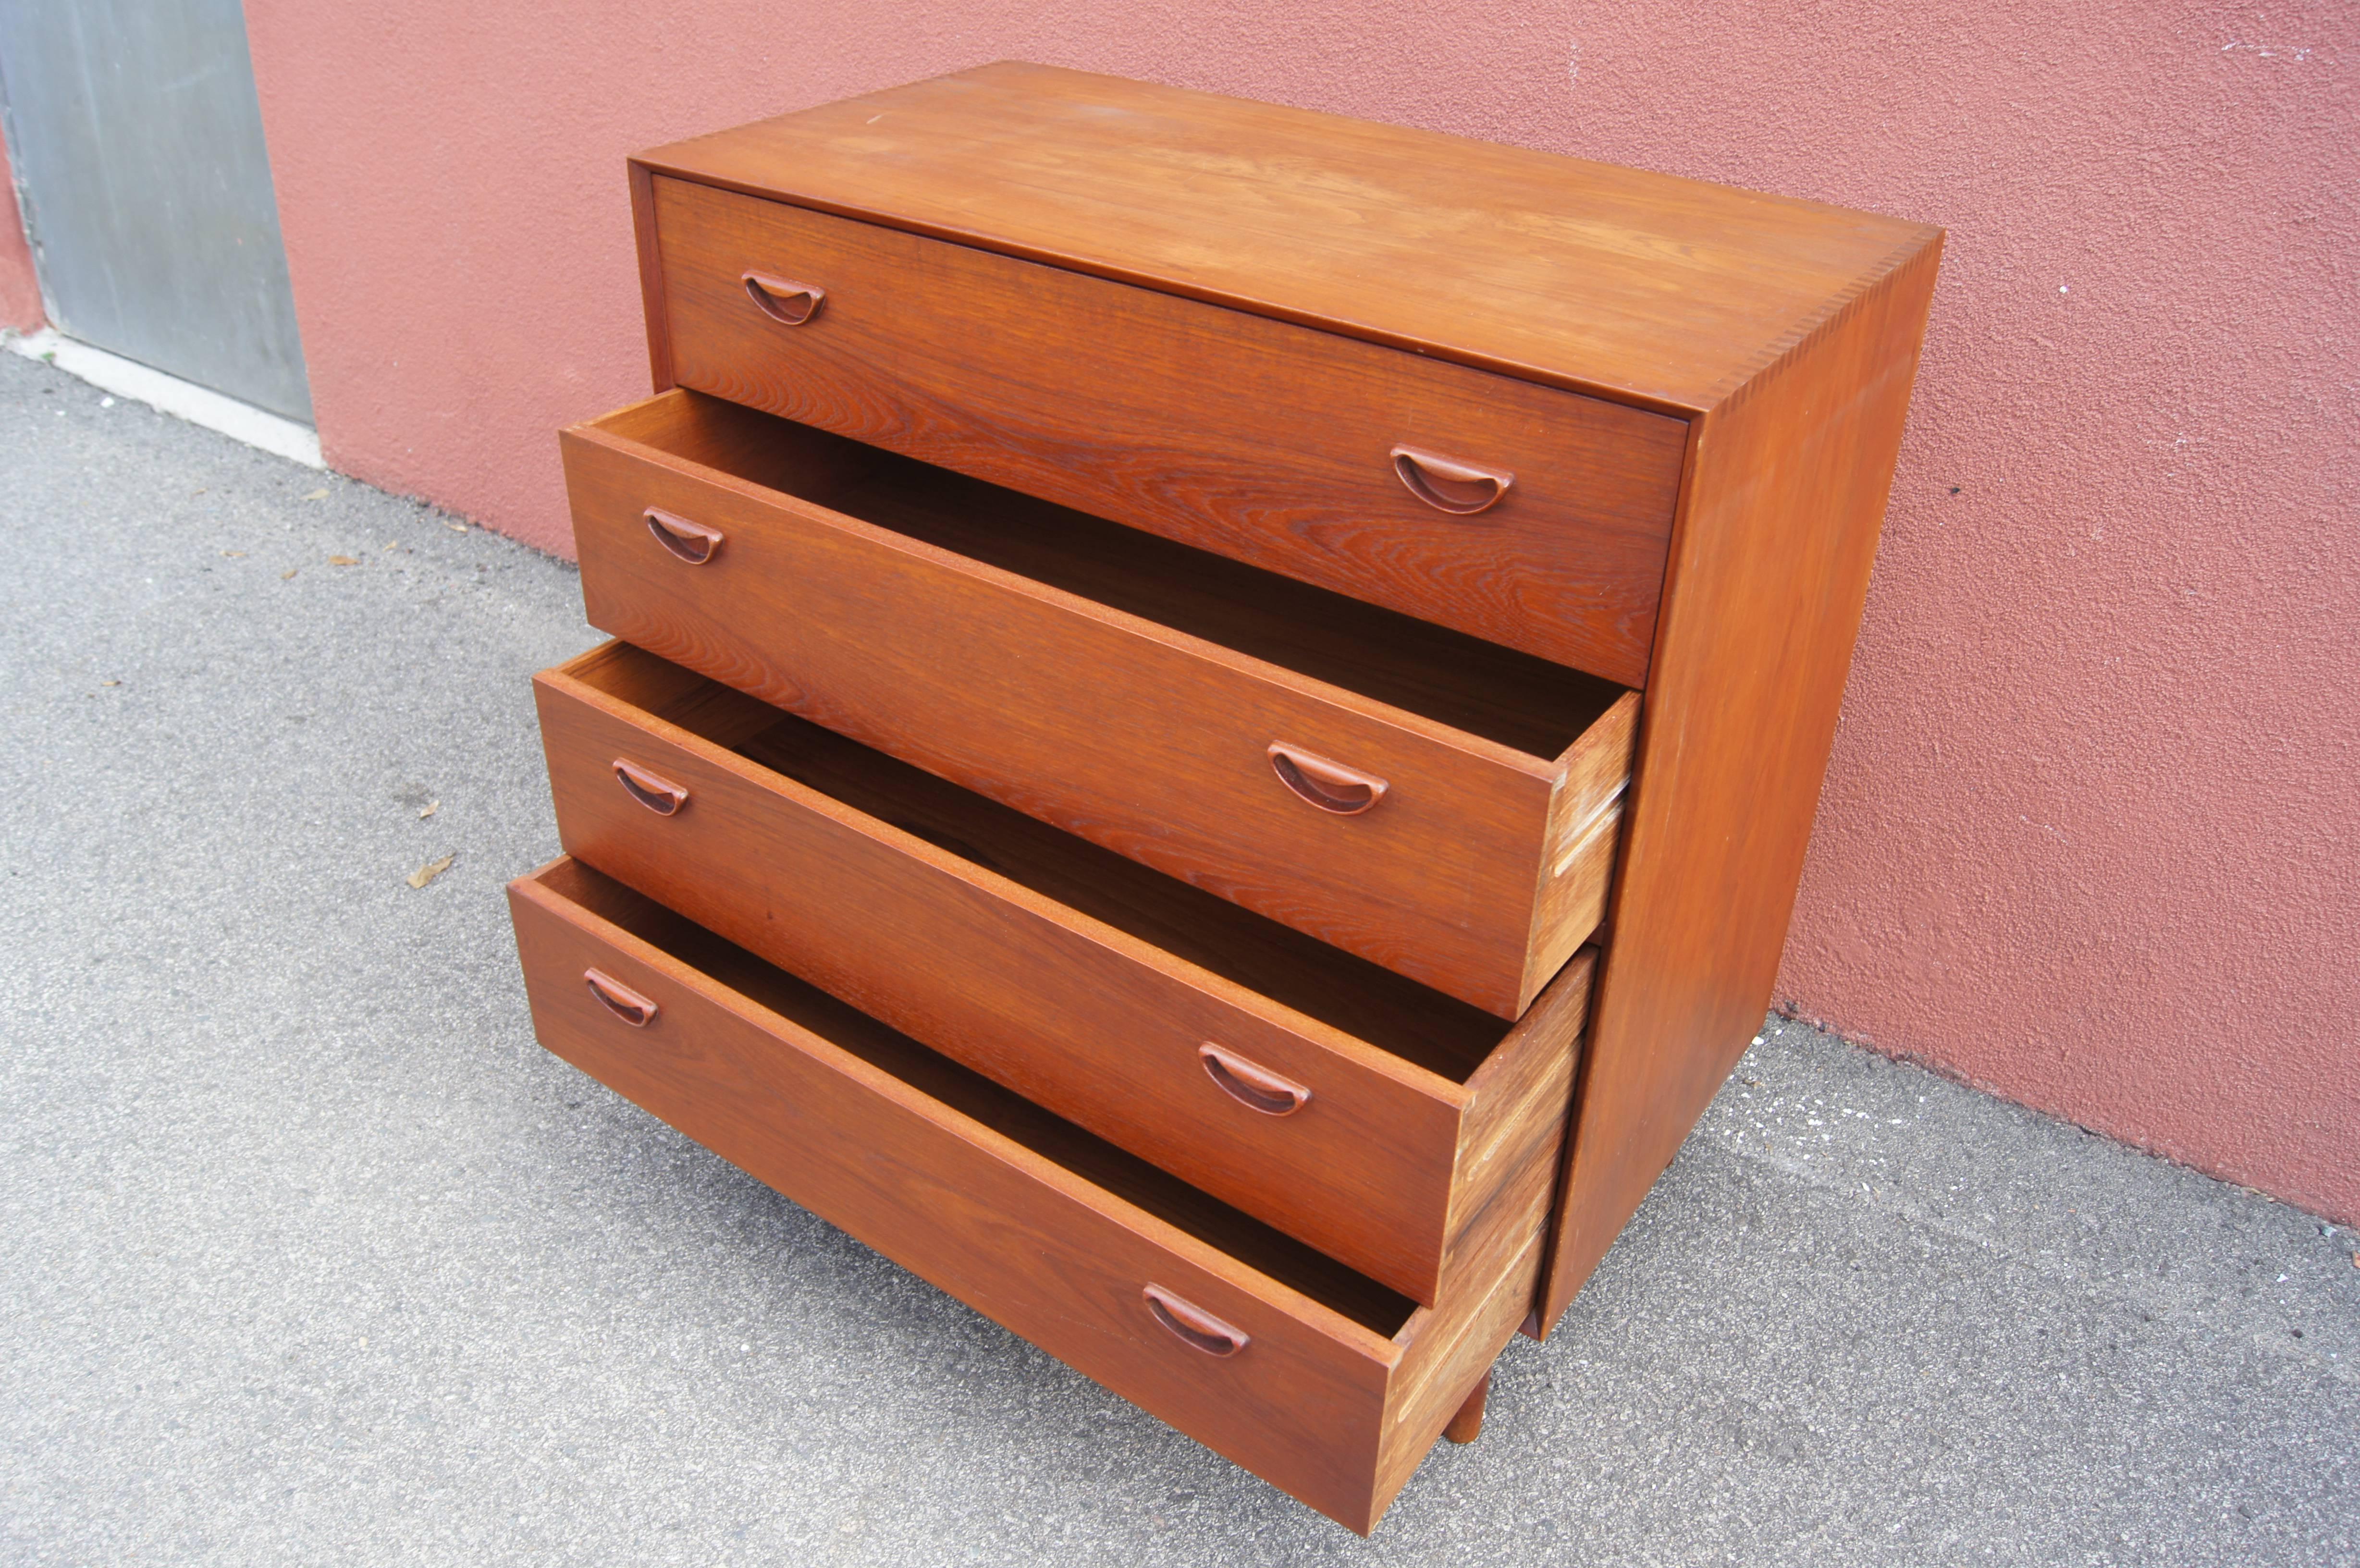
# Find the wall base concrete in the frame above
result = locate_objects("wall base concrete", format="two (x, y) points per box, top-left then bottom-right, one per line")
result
(8, 328), (322, 466)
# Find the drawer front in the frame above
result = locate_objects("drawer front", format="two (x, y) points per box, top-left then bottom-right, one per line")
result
(535, 659), (1475, 1304)
(651, 177), (1687, 689)
(507, 866), (1396, 1526)
(565, 413), (1570, 1021)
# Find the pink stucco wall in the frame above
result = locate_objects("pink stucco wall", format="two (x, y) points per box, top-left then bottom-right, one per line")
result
(243, 3), (2359, 1221)
(0, 121), (44, 332)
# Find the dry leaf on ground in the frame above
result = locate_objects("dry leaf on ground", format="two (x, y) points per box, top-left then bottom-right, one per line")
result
(418, 800), (439, 819)
(327, 555), (359, 566)
(406, 854), (454, 890)
(303, 488), (330, 501)
(281, 568), (298, 580)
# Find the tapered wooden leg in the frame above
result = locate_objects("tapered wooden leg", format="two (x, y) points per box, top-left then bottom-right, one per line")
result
(1443, 1371), (1491, 1445)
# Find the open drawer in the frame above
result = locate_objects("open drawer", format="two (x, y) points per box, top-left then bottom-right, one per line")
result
(562, 389), (1639, 1019)
(508, 856), (1543, 1534)
(536, 641), (1589, 1309)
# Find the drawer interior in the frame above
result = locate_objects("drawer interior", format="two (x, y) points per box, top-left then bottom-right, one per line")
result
(573, 641), (1527, 1085)
(596, 390), (1631, 761)
(534, 854), (1418, 1338)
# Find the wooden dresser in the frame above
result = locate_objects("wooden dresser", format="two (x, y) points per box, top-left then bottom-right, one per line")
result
(504, 62), (1941, 1533)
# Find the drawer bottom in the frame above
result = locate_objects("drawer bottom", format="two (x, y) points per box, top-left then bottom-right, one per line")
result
(508, 856), (1547, 1532)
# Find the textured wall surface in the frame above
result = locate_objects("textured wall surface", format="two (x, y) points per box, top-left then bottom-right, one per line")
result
(0, 121), (43, 331)
(242, 1), (2358, 1220)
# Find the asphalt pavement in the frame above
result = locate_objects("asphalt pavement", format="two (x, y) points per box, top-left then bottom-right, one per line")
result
(2, 346), (2354, 1566)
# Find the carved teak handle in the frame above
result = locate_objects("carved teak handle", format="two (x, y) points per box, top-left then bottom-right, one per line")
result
(645, 508), (722, 564)
(583, 968), (658, 1027)
(1267, 743), (1389, 815)
(1391, 444), (1514, 514)
(741, 272), (826, 326)
(613, 759), (688, 816)
(1143, 1285), (1250, 1357)
(1199, 1044), (1312, 1115)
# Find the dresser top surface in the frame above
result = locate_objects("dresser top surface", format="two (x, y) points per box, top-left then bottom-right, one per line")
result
(635, 62), (1940, 415)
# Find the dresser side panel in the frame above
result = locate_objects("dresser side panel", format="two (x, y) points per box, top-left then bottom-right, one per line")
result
(1536, 234), (1943, 1330)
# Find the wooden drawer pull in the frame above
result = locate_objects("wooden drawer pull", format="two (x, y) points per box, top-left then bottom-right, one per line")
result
(1390, 444), (1513, 515)
(1267, 742), (1388, 815)
(1198, 1044), (1312, 1115)
(613, 759), (689, 816)
(645, 507), (723, 564)
(741, 271), (826, 326)
(1143, 1285), (1250, 1357)
(583, 968), (658, 1027)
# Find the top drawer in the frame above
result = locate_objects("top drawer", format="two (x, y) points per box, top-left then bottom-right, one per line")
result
(648, 177), (1688, 688)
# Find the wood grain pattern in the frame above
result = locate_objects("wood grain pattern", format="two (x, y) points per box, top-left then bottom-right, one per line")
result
(633, 61), (1941, 415)
(1536, 230), (1946, 1330)
(538, 640), (1594, 1305)
(552, 67), (1947, 1514)
(1443, 1373), (1491, 1446)
(509, 855), (1545, 1533)
(1375, 1234), (1540, 1507)
(587, 391), (1632, 754)
(508, 857), (1398, 1522)
(1450, 968), (1592, 1277)
(563, 388), (1635, 1017)
(648, 176), (1685, 685)
(1524, 694), (1639, 1007)
(627, 160), (675, 392)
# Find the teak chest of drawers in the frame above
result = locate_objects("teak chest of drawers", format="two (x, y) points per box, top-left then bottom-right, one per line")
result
(505, 62), (1941, 1533)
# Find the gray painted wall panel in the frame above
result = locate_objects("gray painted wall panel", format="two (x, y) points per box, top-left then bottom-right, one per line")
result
(0, 0), (311, 420)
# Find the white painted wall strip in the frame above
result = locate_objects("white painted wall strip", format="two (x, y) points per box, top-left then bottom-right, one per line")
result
(4, 327), (323, 468)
